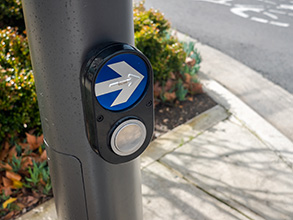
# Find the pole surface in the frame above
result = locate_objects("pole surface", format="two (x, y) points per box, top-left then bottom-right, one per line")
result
(21, 0), (142, 219)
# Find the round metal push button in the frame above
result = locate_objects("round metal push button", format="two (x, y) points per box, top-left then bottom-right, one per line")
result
(111, 119), (147, 156)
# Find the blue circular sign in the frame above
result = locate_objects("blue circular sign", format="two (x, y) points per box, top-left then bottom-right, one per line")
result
(94, 53), (148, 111)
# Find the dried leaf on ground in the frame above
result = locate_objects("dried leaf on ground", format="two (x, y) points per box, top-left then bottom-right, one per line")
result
(2, 176), (13, 187)
(13, 180), (23, 189)
(154, 82), (162, 98)
(26, 133), (42, 150)
(190, 82), (203, 94)
(40, 150), (47, 162)
(32, 190), (43, 200)
(164, 79), (174, 91)
(24, 196), (39, 207)
(1, 177), (13, 196)
(164, 92), (176, 102)
(28, 152), (41, 162)
(37, 134), (44, 146)
(40, 178), (46, 186)
(18, 142), (30, 150)
(3, 197), (17, 209)
(7, 146), (17, 161)
(184, 73), (192, 84)
(188, 96), (194, 102)
(3, 211), (15, 220)
(1, 186), (12, 197)
(0, 142), (10, 161)
(0, 163), (13, 171)
(16, 202), (26, 209)
(21, 156), (33, 169)
(6, 171), (22, 181)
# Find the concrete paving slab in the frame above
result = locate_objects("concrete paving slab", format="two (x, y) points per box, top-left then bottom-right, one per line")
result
(142, 161), (248, 220)
(160, 117), (293, 220)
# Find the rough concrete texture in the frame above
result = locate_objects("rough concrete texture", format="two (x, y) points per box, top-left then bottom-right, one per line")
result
(160, 116), (293, 220)
(142, 162), (247, 220)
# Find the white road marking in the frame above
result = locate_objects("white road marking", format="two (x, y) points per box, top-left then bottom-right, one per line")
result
(195, 0), (291, 28)
(270, 21), (290, 27)
(251, 17), (268, 23)
(231, 7), (264, 18)
(194, 0), (232, 6)
(278, 4), (293, 10)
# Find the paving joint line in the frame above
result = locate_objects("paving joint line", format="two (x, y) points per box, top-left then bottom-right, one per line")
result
(157, 160), (255, 220)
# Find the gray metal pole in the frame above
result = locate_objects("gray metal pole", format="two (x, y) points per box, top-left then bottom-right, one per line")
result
(21, 0), (144, 219)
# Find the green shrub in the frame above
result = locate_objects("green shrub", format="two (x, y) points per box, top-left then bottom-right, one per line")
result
(0, 0), (25, 32)
(134, 2), (186, 84)
(134, 2), (202, 103)
(134, 2), (170, 37)
(0, 27), (41, 143)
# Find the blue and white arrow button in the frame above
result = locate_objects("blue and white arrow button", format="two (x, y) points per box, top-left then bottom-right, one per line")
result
(94, 54), (148, 111)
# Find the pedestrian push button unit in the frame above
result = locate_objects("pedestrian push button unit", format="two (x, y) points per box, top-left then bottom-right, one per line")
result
(81, 43), (154, 164)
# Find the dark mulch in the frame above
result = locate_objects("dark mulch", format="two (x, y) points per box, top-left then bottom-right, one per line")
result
(154, 93), (217, 138)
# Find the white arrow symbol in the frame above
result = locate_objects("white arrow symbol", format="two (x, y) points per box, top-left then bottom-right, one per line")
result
(230, 7), (263, 18)
(95, 61), (144, 107)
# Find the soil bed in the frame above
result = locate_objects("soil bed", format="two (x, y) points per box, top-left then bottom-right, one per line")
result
(154, 93), (217, 138)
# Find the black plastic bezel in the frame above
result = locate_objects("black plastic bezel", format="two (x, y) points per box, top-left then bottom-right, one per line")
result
(81, 43), (154, 164)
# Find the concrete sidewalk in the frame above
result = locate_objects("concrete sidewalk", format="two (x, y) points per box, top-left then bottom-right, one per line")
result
(18, 38), (293, 220)
(141, 76), (293, 220)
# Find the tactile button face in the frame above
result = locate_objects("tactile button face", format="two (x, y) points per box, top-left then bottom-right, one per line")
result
(95, 54), (148, 111)
(111, 119), (147, 156)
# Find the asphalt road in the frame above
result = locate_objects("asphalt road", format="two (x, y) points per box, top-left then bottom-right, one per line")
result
(144, 0), (293, 94)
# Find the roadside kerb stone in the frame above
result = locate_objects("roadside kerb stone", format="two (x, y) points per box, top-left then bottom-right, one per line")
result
(200, 73), (293, 170)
